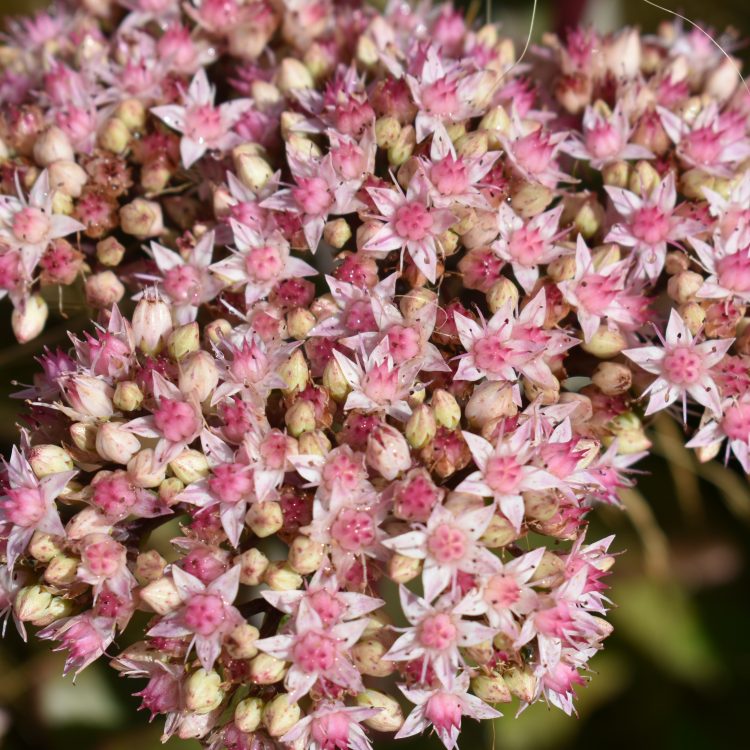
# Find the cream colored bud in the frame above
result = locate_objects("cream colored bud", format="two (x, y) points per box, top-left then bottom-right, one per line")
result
(367, 423), (411, 480)
(29, 531), (63, 563)
(277, 58), (314, 92)
(602, 160), (630, 188)
(132, 291), (173, 354)
(472, 673), (512, 703)
(352, 638), (395, 677)
(99, 117), (131, 154)
(581, 326), (627, 358)
(113, 381), (143, 412)
(135, 549), (167, 584)
(431, 389), (461, 430)
(356, 33), (379, 67)
(28, 445), (74, 478)
(530, 549), (566, 584)
(159, 476), (184, 505)
(235, 548), (269, 586)
(65, 507), (112, 540)
(405, 405), (437, 449)
(399, 288), (438, 322)
(286, 307), (316, 340)
(388, 552), (422, 584)
(34, 126), (74, 166)
(486, 277), (519, 313)
(249, 652), (287, 685)
(466, 381), (518, 427)
(114, 98), (147, 132)
(263, 693), (301, 737)
(263, 561), (303, 591)
(127, 449), (166, 488)
(225, 623), (260, 660)
(356, 690), (404, 732)
(179, 350), (219, 403)
(680, 168), (715, 200)
(592, 362), (632, 396)
(204, 318), (232, 346)
(12, 294), (48, 343)
(297, 429), (332, 457)
(70, 421), (97, 454)
(524, 491), (559, 522)
(85, 271), (125, 308)
(374, 116), (401, 149)
(235, 150), (273, 192)
(388, 124), (416, 166)
(96, 421), (141, 464)
(629, 160), (661, 196)
(667, 270), (703, 304)
(246, 501), (284, 538)
(504, 666), (538, 703)
(168, 322), (201, 360)
(456, 131), (489, 160)
(284, 400), (316, 437)
(169, 449), (210, 484)
(480, 512), (518, 548)
(44, 554), (79, 586)
(679, 301), (706, 335)
(48, 160), (88, 197)
(185, 669), (224, 714)
(288, 536), (326, 575)
(120, 198), (164, 239)
(511, 181), (554, 218)
(322, 358), (350, 402)
(14, 585), (60, 625)
(234, 697), (264, 733)
(139, 575), (182, 615)
(606, 413), (652, 454)
(460, 210), (499, 249)
(278, 350), (309, 396)
(705, 57), (740, 100)
(96, 237), (126, 267)
(323, 218), (352, 248)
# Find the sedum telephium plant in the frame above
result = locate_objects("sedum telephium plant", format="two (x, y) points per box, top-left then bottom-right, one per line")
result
(1, 0), (750, 748)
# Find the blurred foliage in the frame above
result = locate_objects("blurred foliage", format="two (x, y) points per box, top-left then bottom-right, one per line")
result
(1, 1), (750, 749)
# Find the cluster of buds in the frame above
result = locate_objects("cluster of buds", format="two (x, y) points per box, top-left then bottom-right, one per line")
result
(0, 0), (749, 749)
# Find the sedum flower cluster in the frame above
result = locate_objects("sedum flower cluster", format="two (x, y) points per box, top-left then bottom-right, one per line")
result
(0, 1), (748, 749)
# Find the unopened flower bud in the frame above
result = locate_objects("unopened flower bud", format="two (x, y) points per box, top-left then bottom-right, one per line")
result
(400, 288), (438, 322)
(263, 693), (301, 737)
(132, 291), (173, 354)
(85, 270), (124, 309)
(113, 381), (143, 412)
(352, 638), (395, 677)
(679, 302), (706, 335)
(96, 237), (125, 267)
(322, 358), (350, 402)
(225, 623), (260, 660)
(34, 126), (74, 166)
(629, 160), (660, 196)
(278, 350), (308, 395)
(204, 318), (232, 345)
(431, 389), (461, 430)
(374, 116), (401, 149)
(367, 423), (411, 480)
(405, 405), (437, 449)
(680, 168), (715, 201)
(234, 149), (273, 192)
(529, 550), (566, 584)
(667, 270), (703, 304)
(607, 413), (652, 453)
(44, 554), (79, 586)
(114, 98), (147, 132)
(297, 429), (332, 457)
(14, 585), (55, 624)
(249, 652), (287, 685)
(139, 575), (182, 615)
(277, 58), (314, 92)
(96, 421), (141, 464)
(288, 535), (325, 574)
(12, 294), (48, 343)
(29, 531), (63, 562)
(704, 57), (739, 100)
(285, 400), (316, 437)
(99, 117), (131, 154)
(388, 552), (422, 584)
(140, 159), (173, 194)
(456, 131), (489, 160)
(179, 350), (218, 402)
(472, 673), (512, 704)
(356, 690), (404, 732)
(28, 445), (74, 478)
(503, 666), (537, 703)
(486, 277), (519, 313)
(466, 381), (517, 427)
(481, 512), (518, 548)
(246, 501), (284, 538)
(135, 550), (167, 584)
(602, 160), (630, 188)
(120, 198), (164, 239)
(388, 124), (415, 166)
(511, 181), (554, 218)
(234, 697), (264, 733)
(168, 322), (200, 360)
(47, 159), (88, 198)
(286, 307), (316, 340)
(169, 449), (209, 484)
(323, 218), (352, 248)
(263, 561), (303, 591)
(65, 507), (111, 540)
(592, 362), (632, 396)
(159, 476), (184, 505)
(235, 548), (269, 585)
(63, 375), (114, 418)
(581, 326), (626, 358)
(128, 449), (166, 488)
(185, 669), (224, 714)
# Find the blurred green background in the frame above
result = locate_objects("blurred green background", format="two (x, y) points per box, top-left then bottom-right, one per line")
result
(2, 1), (750, 749)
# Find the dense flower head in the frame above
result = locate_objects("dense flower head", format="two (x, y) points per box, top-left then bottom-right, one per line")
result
(1, 1), (750, 748)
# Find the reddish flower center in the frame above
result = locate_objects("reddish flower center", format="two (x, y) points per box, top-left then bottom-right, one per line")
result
(308, 589), (344, 627)
(472, 334), (512, 375)
(331, 508), (376, 551)
(12, 207), (50, 244)
(208, 463), (253, 504)
(662, 345), (703, 385)
(484, 455), (523, 493)
(419, 612), (457, 650)
(184, 592), (227, 636)
(293, 177), (333, 216)
(245, 245), (284, 282)
(427, 523), (467, 563)
(362, 361), (400, 403)
(507, 226), (546, 266)
(386, 324), (421, 363)
(310, 711), (351, 750)
(484, 573), (521, 608)
(393, 202), (434, 241)
(716, 251), (750, 293)
(153, 398), (200, 443)
(83, 538), (124, 577)
(584, 121), (622, 159)
(184, 104), (224, 144)
(631, 206), (670, 245)
(431, 155), (469, 195)
(163, 264), (202, 304)
(424, 692), (463, 732)
(292, 631), (337, 672)
(422, 77), (459, 115)
(722, 403), (750, 441)
(3, 486), (46, 527)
